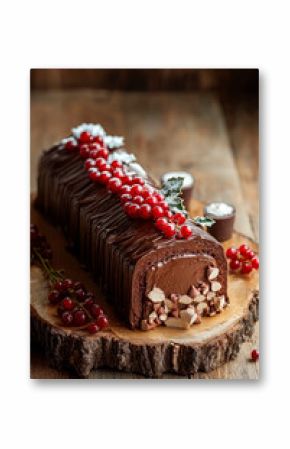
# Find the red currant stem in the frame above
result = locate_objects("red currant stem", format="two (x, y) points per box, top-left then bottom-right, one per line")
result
(33, 248), (62, 284)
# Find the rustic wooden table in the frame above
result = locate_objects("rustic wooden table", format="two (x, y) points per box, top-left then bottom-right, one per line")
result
(30, 89), (259, 379)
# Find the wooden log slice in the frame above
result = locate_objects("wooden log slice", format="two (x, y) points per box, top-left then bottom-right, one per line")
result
(30, 200), (259, 378)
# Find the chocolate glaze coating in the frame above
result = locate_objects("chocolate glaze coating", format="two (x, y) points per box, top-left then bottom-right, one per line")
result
(36, 144), (228, 329)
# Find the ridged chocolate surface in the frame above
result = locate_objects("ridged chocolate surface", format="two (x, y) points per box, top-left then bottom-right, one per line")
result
(36, 145), (228, 328)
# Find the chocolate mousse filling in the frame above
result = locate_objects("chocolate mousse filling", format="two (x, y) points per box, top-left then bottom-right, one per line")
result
(36, 130), (228, 330)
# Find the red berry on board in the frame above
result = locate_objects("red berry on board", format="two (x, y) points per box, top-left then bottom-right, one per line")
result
(139, 204), (152, 219)
(54, 281), (64, 291)
(48, 290), (60, 304)
(155, 217), (168, 231)
(111, 160), (122, 169)
(132, 176), (145, 186)
(75, 288), (86, 301)
(73, 281), (84, 291)
(79, 131), (92, 144)
(146, 196), (158, 207)
(62, 297), (75, 310)
(241, 261), (253, 274)
(108, 177), (123, 193)
(127, 203), (140, 218)
(87, 322), (100, 334)
(73, 310), (87, 326)
(251, 256), (259, 270)
(62, 278), (74, 290)
(226, 247), (238, 259)
(84, 158), (97, 170)
(121, 175), (133, 185)
(65, 139), (77, 151)
(165, 210), (173, 219)
(180, 225), (192, 239)
(152, 205), (165, 219)
(61, 311), (74, 326)
(162, 222), (176, 238)
(99, 171), (112, 184)
(239, 244), (249, 257)
(133, 195), (144, 205)
(96, 148), (109, 160)
(229, 259), (241, 271)
(251, 349), (259, 362)
(96, 314), (109, 330)
(172, 212), (186, 225)
(130, 184), (143, 196)
(246, 249), (255, 260)
(90, 303), (103, 318)
(111, 168), (124, 178)
(83, 297), (94, 309)
(157, 200), (169, 210)
(155, 192), (165, 202)
(79, 144), (91, 159)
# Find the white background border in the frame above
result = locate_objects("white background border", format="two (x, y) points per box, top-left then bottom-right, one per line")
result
(0, 1), (289, 448)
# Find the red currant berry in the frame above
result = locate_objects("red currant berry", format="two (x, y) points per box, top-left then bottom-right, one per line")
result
(75, 288), (86, 301)
(89, 149), (99, 159)
(146, 196), (158, 207)
(79, 131), (92, 144)
(61, 311), (74, 326)
(226, 247), (238, 259)
(131, 176), (145, 186)
(111, 160), (122, 169)
(251, 349), (259, 362)
(96, 148), (109, 160)
(65, 139), (77, 151)
(61, 297), (75, 310)
(155, 217), (168, 231)
(158, 200), (169, 210)
(89, 169), (101, 182)
(54, 281), (64, 291)
(120, 184), (131, 195)
(73, 281), (84, 291)
(165, 210), (173, 219)
(79, 144), (91, 159)
(87, 322), (100, 334)
(92, 136), (104, 145)
(111, 168), (124, 178)
(141, 188), (151, 199)
(180, 225), (192, 239)
(230, 259), (241, 271)
(127, 203), (140, 218)
(155, 192), (165, 202)
(90, 303), (103, 318)
(96, 314), (109, 330)
(99, 171), (112, 184)
(48, 290), (61, 304)
(162, 222), (176, 238)
(251, 256), (259, 270)
(62, 278), (74, 290)
(246, 249), (255, 260)
(83, 297), (94, 309)
(241, 261), (253, 274)
(95, 157), (109, 171)
(152, 205), (165, 219)
(108, 177), (123, 193)
(139, 204), (152, 219)
(133, 195), (144, 205)
(73, 310), (87, 326)
(120, 193), (132, 203)
(172, 212), (186, 225)
(121, 175), (133, 185)
(239, 244), (249, 257)
(84, 158), (96, 170)
(130, 184), (143, 196)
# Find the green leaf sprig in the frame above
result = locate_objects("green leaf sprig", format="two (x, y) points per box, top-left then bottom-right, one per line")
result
(160, 177), (187, 215)
(192, 216), (215, 227)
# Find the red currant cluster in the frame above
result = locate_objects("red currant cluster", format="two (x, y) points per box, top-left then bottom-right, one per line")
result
(226, 243), (259, 274)
(49, 278), (109, 333)
(65, 131), (192, 239)
(30, 224), (53, 263)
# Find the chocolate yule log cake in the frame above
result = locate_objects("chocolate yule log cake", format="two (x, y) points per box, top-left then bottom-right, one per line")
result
(36, 123), (229, 330)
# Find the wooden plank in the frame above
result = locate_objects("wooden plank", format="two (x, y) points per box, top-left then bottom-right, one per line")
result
(30, 89), (259, 379)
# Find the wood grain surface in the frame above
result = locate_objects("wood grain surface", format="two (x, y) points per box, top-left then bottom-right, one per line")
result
(30, 89), (259, 379)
